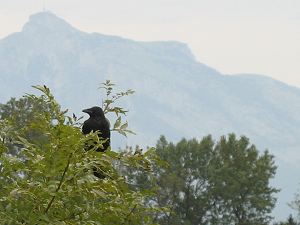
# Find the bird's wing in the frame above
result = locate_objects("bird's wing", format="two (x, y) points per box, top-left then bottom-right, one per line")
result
(105, 118), (110, 129)
(82, 121), (93, 134)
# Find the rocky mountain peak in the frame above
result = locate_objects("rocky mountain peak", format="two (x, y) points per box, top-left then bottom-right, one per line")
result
(22, 11), (78, 36)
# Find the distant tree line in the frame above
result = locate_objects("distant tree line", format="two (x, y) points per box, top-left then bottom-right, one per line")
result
(124, 134), (280, 225)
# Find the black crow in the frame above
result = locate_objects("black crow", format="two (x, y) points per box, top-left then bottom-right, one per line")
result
(82, 106), (110, 179)
(82, 106), (110, 152)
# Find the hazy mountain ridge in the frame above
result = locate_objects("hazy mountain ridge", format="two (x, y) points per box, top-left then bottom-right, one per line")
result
(1, 12), (299, 159)
(0, 11), (299, 219)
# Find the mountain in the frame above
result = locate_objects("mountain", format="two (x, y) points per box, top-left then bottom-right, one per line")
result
(0, 11), (299, 220)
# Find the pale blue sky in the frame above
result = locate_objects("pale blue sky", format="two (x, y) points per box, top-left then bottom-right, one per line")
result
(0, 0), (299, 87)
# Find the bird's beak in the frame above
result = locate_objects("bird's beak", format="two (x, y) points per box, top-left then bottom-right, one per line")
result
(82, 109), (91, 114)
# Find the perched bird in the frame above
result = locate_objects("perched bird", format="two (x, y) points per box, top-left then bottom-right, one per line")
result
(82, 106), (110, 152)
(82, 106), (110, 179)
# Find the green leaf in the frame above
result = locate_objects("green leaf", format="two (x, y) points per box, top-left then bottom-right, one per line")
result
(120, 122), (128, 130)
(113, 116), (122, 129)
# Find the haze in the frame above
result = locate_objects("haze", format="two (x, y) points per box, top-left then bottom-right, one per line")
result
(0, 0), (299, 87)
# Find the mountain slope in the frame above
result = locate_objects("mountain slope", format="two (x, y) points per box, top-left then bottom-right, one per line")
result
(0, 11), (299, 220)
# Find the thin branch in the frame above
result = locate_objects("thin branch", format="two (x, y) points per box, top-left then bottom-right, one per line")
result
(121, 204), (137, 225)
(44, 153), (73, 214)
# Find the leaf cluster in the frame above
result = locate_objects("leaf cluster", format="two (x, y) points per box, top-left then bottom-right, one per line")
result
(100, 80), (135, 137)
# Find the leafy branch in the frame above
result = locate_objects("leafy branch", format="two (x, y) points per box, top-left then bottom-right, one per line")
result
(100, 80), (134, 116)
(100, 80), (136, 137)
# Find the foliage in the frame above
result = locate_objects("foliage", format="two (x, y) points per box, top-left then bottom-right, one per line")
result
(0, 95), (53, 155)
(273, 215), (299, 225)
(291, 191), (300, 224)
(127, 134), (279, 225)
(0, 81), (281, 224)
(100, 80), (135, 137)
(208, 134), (279, 225)
(0, 82), (160, 224)
(154, 136), (214, 225)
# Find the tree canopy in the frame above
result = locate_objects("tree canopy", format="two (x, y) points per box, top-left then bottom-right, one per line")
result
(127, 134), (279, 225)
